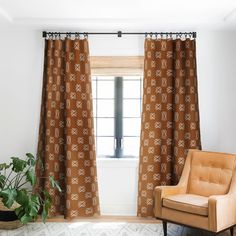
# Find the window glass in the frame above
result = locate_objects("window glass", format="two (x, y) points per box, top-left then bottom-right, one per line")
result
(92, 76), (142, 158)
(97, 118), (114, 136)
(97, 80), (114, 99)
(123, 118), (141, 136)
(96, 137), (114, 157)
(123, 100), (141, 118)
(97, 100), (114, 117)
(123, 80), (141, 98)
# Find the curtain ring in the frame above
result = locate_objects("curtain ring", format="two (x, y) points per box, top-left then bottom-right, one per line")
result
(55, 32), (59, 39)
(84, 32), (88, 39)
(75, 33), (80, 39)
(49, 32), (53, 40)
(66, 32), (71, 39)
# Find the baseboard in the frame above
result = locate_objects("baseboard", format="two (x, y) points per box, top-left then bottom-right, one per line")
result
(100, 203), (137, 216)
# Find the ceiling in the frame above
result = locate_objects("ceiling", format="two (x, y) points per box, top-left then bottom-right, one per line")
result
(0, 0), (236, 31)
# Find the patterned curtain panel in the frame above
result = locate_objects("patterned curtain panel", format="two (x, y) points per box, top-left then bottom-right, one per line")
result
(137, 38), (201, 217)
(36, 38), (100, 218)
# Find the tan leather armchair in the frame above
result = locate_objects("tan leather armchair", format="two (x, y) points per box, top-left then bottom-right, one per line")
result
(154, 149), (236, 236)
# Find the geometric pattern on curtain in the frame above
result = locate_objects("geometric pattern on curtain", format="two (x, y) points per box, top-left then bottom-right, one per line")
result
(36, 38), (100, 218)
(137, 38), (201, 217)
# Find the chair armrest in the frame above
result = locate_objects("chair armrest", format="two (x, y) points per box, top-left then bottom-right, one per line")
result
(154, 185), (187, 217)
(153, 149), (194, 217)
(208, 194), (236, 232)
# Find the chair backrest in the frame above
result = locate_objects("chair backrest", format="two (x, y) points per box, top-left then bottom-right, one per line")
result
(187, 150), (236, 197)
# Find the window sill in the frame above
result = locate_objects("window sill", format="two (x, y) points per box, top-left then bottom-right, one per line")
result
(96, 157), (139, 168)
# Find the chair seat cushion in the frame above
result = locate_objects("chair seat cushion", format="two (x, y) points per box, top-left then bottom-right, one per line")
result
(163, 194), (208, 216)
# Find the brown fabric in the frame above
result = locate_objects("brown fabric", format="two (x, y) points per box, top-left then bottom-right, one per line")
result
(137, 38), (201, 217)
(36, 38), (100, 218)
(188, 151), (235, 197)
(163, 194), (208, 216)
(161, 207), (209, 230)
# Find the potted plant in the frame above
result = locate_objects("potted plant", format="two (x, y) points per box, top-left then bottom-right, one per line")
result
(0, 153), (61, 229)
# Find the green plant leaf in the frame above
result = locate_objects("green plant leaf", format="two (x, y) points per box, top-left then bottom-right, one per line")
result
(43, 190), (52, 202)
(27, 158), (35, 166)
(26, 153), (36, 166)
(11, 157), (27, 173)
(20, 213), (32, 224)
(41, 190), (52, 223)
(49, 176), (62, 192)
(28, 195), (40, 217)
(15, 205), (25, 219)
(15, 193), (39, 223)
(26, 170), (36, 186)
(36, 156), (44, 171)
(0, 163), (10, 171)
(0, 175), (6, 189)
(15, 189), (29, 206)
(42, 205), (47, 223)
(26, 153), (35, 159)
(0, 189), (17, 208)
(42, 198), (51, 223)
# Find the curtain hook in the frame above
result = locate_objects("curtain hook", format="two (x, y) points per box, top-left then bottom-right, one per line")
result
(66, 32), (72, 39)
(49, 32), (53, 40)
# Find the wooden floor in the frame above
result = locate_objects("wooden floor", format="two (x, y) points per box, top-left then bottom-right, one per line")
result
(43, 216), (235, 235)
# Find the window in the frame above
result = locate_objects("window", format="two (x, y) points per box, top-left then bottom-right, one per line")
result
(92, 76), (142, 158)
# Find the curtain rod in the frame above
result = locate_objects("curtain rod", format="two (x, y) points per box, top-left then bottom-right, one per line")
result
(42, 31), (197, 38)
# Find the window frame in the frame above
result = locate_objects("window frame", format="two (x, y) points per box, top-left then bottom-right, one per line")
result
(90, 56), (144, 158)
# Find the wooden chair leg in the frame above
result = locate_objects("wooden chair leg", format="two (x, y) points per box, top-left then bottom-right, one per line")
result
(162, 221), (167, 236)
(230, 227), (234, 236)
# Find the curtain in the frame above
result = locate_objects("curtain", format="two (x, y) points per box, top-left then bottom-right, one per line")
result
(36, 38), (100, 218)
(137, 38), (201, 217)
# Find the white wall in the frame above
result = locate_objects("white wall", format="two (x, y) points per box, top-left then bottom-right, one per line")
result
(0, 30), (43, 158)
(0, 30), (236, 215)
(197, 31), (236, 153)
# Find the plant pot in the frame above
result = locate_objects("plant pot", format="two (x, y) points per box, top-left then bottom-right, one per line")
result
(0, 198), (22, 229)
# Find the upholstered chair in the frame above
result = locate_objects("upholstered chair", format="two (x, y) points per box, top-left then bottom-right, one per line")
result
(154, 149), (236, 236)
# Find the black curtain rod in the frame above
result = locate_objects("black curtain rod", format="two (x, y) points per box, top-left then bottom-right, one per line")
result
(42, 31), (197, 38)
